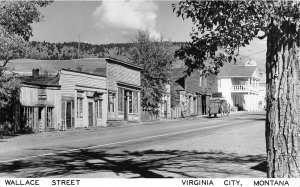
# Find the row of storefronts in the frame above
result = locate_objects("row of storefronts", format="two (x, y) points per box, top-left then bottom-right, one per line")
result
(12, 58), (142, 132)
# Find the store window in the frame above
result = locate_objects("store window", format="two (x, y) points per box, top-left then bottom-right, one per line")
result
(23, 106), (35, 128)
(118, 88), (124, 112)
(77, 98), (83, 118)
(128, 91), (133, 113)
(128, 91), (139, 114)
(108, 92), (116, 112)
(132, 92), (138, 113)
(95, 100), (102, 118)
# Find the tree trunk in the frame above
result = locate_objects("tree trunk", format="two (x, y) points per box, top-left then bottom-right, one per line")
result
(266, 22), (300, 177)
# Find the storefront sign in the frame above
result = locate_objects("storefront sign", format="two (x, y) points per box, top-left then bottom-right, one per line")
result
(38, 94), (47, 100)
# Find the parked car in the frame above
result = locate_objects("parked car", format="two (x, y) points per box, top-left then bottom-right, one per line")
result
(207, 97), (230, 118)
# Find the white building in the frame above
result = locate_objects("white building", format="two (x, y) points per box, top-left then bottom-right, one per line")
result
(59, 69), (108, 128)
(258, 70), (266, 110)
(218, 60), (260, 112)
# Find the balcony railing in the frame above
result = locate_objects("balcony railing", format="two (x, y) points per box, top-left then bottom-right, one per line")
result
(232, 85), (258, 92)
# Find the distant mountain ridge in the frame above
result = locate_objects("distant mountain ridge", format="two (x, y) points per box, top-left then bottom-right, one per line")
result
(26, 41), (186, 61)
(25, 41), (265, 72)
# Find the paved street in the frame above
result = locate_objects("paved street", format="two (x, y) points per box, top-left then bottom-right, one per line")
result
(0, 112), (266, 178)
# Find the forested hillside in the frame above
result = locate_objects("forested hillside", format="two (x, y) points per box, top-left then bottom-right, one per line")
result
(24, 41), (265, 71)
(26, 41), (186, 60)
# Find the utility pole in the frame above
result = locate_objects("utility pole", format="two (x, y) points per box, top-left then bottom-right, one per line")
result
(77, 34), (80, 59)
(76, 34), (82, 72)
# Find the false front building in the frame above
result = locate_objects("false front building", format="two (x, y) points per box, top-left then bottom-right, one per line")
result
(8, 58), (142, 128)
(16, 74), (61, 132)
(105, 58), (142, 122)
(59, 69), (107, 129)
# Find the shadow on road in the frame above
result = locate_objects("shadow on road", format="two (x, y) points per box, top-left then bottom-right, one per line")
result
(0, 149), (266, 178)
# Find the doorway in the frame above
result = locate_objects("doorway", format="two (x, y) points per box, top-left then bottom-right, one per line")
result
(197, 95), (202, 115)
(66, 102), (72, 129)
(124, 93), (128, 121)
(88, 102), (93, 127)
(202, 95), (207, 115)
(38, 107), (45, 131)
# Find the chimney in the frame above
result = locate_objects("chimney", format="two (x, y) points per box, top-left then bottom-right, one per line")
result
(32, 69), (39, 77)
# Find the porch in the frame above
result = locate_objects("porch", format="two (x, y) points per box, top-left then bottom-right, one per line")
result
(231, 77), (259, 94)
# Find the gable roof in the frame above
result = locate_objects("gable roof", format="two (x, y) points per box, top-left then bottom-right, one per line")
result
(171, 68), (186, 91)
(218, 62), (258, 78)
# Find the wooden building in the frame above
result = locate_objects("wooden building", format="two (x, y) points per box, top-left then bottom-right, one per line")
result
(171, 68), (218, 116)
(8, 57), (143, 125)
(55, 58), (142, 126)
(105, 58), (142, 122)
(59, 69), (107, 129)
(19, 75), (61, 132)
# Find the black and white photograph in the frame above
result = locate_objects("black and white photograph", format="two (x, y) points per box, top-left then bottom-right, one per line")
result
(0, 0), (300, 184)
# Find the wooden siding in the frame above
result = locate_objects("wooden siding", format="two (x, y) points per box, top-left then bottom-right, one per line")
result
(107, 63), (141, 91)
(59, 69), (108, 128)
(59, 70), (106, 97)
(20, 86), (61, 130)
(106, 63), (141, 122)
(74, 93), (108, 128)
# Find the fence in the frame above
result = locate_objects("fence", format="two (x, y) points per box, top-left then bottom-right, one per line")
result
(141, 107), (185, 121)
(171, 106), (183, 119)
(141, 110), (160, 122)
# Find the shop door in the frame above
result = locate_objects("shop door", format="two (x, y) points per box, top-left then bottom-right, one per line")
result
(88, 102), (93, 127)
(66, 102), (72, 129)
(38, 107), (45, 131)
(124, 95), (128, 121)
(202, 96), (207, 115)
(197, 95), (202, 115)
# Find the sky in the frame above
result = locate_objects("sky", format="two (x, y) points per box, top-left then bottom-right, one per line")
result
(30, 0), (267, 68)
(31, 1), (193, 44)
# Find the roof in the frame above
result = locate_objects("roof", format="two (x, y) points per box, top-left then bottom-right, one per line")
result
(171, 68), (186, 91)
(106, 58), (143, 70)
(6, 58), (142, 77)
(218, 62), (257, 78)
(19, 75), (60, 87)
